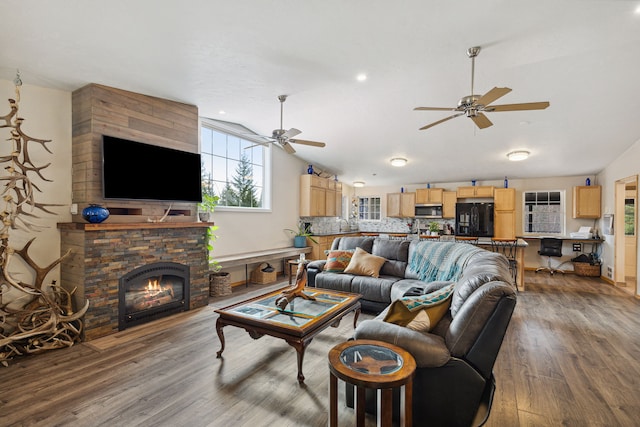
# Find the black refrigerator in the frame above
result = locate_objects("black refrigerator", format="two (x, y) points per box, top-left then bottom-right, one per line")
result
(455, 202), (494, 237)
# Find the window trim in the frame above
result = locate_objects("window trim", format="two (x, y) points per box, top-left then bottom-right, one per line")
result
(200, 117), (272, 212)
(357, 196), (382, 221)
(522, 189), (566, 236)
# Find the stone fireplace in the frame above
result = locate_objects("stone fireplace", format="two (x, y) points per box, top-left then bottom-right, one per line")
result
(58, 222), (210, 341)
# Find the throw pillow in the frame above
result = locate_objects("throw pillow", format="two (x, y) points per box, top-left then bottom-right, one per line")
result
(324, 250), (354, 273)
(343, 247), (387, 278)
(383, 283), (455, 332)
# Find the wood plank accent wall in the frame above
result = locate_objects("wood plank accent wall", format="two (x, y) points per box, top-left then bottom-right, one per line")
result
(71, 83), (199, 222)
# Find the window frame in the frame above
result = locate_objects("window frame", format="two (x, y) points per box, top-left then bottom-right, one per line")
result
(522, 190), (566, 236)
(357, 196), (382, 221)
(200, 117), (272, 212)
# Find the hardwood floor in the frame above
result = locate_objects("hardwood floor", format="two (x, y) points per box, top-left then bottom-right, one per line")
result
(1, 273), (639, 426)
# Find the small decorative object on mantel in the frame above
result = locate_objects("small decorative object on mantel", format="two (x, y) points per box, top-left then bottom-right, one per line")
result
(81, 204), (110, 223)
(275, 262), (315, 311)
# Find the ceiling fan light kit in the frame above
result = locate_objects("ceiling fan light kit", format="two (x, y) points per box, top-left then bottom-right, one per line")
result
(507, 150), (530, 161)
(415, 46), (550, 131)
(390, 157), (408, 167)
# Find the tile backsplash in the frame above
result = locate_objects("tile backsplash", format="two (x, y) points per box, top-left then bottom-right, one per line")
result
(301, 217), (454, 235)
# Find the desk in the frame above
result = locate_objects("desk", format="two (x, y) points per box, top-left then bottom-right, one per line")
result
(518, 236), (603, 274)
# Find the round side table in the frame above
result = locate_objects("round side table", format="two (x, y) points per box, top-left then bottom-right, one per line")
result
(328, 339), (416, 427)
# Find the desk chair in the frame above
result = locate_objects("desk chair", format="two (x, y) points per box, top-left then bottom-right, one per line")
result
(491, 238), (518, 290)
(535, 238), (564, 275)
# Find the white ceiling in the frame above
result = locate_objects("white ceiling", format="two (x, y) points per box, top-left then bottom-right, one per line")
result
(2, 0), (640, 187)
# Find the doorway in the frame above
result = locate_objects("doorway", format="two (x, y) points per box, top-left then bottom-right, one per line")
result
(614, 176), (638, 296)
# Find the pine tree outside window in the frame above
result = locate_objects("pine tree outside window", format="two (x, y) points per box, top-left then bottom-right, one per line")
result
(201, 118), (271, 210)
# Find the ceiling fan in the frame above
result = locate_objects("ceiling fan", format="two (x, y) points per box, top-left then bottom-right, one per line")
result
(414, 46), (550, 130)
(261, 94), (326, 154)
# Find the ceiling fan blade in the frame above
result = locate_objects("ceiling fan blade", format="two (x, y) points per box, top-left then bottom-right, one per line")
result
(280, 140), (296, 154)
(282, 128), (302, 138)
(289, 139), (326, 148)
(474, 87), (512, 107)
(414, 106), (456, 111)
(488, 101), (550, 112)
(470, 112), (493, 129)
(419, 113), (464, 130)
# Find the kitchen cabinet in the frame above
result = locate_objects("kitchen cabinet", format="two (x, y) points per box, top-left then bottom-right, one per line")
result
(387, 192), (416, 218)
(442, 191), (457, 218)
(457, 185), (494, 198)
(415, 188), (443, 204)
(493, 188), (516, 239)
(300, 175), (342, 217)
(573, 185), (601, 218)
(308, 233), (359, 260)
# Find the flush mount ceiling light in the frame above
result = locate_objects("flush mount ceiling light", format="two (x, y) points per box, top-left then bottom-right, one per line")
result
(390, 157), (408, 167)
(353, 181), (365, 187)
(507, 150), (530, 161)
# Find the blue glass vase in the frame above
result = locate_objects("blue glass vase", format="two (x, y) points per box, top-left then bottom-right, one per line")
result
(307, 164), (314, 174)
(82, 204), (110, 223)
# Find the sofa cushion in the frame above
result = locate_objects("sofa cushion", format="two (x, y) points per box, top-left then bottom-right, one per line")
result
(324, 250), (354, 273)
(315, 272), (355, 293)
(332, 236), (374, 253)
(372, 239), (410, 277)
(350, 275), (399, 303)
(344, 247), (386, 278)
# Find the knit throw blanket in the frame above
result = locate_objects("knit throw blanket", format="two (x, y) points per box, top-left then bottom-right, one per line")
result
(408, 241), (484, 283)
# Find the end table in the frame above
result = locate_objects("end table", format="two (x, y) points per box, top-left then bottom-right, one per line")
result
(328, 339), (416, 427)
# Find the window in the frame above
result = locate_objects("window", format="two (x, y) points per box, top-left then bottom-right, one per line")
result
(357, 196), (381, 220)
(523, 190), (565, 235)
(625, 197), (635, 236)
(200, 119), (271, 209)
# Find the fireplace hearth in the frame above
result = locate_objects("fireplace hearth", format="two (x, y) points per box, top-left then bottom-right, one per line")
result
(119, 262), (190, 330)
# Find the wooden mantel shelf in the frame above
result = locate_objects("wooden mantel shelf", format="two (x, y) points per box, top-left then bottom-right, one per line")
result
(57, 222), (215, 231)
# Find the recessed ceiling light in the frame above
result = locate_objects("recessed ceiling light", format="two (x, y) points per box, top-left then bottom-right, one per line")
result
(507, 150), (530, 161)
(353, 181), (365, 187)
(356, 73), (367, 82)
(390, 157), (408, 167)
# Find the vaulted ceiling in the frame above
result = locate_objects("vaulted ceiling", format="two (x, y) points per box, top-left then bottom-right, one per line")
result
(2, 0), (639, 187)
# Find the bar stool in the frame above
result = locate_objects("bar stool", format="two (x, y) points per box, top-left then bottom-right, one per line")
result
(455, 236), (478, 245)
(490, 238), (518, 290)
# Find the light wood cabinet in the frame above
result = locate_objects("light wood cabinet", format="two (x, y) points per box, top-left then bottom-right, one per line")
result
(457, 186), (495, 198)
(573, 185), (601, 218)
(415, 188), (443, 204)
(300, 175), (342, 217)
(387, 192), (416, 218)
(493, 188), (516, 239)
(442, 191), (457, 218)
(308, 233), (359, 260)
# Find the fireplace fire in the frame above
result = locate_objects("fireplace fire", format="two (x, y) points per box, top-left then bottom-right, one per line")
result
(119, 262), (190, 330)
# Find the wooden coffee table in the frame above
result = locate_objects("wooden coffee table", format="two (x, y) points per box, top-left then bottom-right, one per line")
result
(214, 287), (361, 384)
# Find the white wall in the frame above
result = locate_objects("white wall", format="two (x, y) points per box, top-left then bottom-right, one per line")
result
(597, 138), (640, 296)
(0, 79), (72, 290)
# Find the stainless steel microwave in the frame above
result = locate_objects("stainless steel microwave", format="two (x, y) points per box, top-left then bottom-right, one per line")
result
(415, 204), (443, 218)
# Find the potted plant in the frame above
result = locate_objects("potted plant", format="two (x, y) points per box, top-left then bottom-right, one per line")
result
(429, 221), (440, 236)
(198, 194), (219, 222)
(285, 223), (318, 248)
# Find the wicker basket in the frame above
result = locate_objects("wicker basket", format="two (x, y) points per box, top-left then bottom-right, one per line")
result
(573, 262), (601, 277)
(210, 272), (232, 296)
(251, 263), (277, 284)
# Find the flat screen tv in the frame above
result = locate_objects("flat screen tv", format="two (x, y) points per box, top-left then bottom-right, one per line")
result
(102, 135), (202, 203)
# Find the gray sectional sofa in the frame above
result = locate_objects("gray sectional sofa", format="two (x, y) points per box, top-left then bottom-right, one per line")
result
(306, 236), (517, 426)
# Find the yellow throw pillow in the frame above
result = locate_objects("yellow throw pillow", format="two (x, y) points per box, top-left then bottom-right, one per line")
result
(383, 283), (455, 332)
(343, 247), (387, 278)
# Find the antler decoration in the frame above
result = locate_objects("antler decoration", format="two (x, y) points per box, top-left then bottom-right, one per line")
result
(0, 78), (88, 366)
